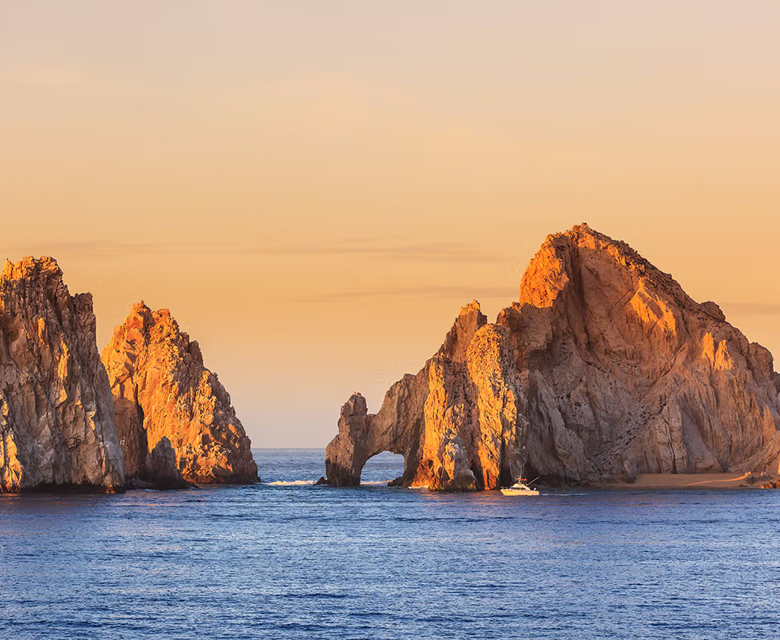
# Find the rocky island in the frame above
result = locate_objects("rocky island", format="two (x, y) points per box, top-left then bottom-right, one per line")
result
(326, 224), (780, 490)
(102, 302), (258, 485)
(0, 257), (124, 492)
(0, 258), (257, 493)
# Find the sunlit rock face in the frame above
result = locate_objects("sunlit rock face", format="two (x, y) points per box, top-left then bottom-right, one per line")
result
(498, 223), (780, 484)
(0, 257), (124, 492)
(325, 302), (527, 491)
(102, 303), (258, 485)
(326, 224), (780, 489)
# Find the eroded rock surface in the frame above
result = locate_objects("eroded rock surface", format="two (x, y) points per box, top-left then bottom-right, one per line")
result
(498, 224), (780, 484)
(0, 257), (124, 492)
(144, 437), (191, 490)
(325, 302), (527, 490)
(102, 303), (257, 484)
(326, 224), (780, 489)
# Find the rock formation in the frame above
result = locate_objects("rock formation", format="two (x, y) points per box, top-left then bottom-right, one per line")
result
(325, 224), (780, 489)
(101, 302), (258, 485)
(0, 257), (124, 492)
(326, 302), (527, 490)
(126, 436), (191, 491)
(499, 224), (780, 484)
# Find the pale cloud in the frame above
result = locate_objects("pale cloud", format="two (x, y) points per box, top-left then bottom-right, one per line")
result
(720, 303), (780, 317)
(253, 239), (501, 263)
(293, 284), (515, 303)
(8, 237), (501, 264)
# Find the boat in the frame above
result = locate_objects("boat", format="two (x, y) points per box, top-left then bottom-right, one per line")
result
(500, 477), (539, 496)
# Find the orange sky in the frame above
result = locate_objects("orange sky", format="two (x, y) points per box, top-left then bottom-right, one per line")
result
(2, 2), (779, 447)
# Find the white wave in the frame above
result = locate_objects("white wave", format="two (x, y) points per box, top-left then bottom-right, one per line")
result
(266, 479), (401, 487)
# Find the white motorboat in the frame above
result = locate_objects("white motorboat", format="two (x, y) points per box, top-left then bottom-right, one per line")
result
(500, 478), (539, 496)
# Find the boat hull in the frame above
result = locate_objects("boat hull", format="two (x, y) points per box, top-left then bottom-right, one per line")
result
(500, 488), (539, 496)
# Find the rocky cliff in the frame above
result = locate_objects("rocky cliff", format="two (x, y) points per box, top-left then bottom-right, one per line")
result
(101, 303), (258, 484)
(0, 257), (124, 492)
(325, 224), (780, 489)
(499, 224), (780, 484)
(326, 302), (527, 490)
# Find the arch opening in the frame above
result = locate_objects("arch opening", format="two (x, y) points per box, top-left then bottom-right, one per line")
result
(359, 451), (405, 486)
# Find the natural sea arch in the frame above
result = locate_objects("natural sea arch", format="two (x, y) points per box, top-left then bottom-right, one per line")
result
(359, 451), (405, 485)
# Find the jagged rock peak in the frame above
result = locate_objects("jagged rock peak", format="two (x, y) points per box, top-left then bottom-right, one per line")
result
(327, 224), (780, 490)
(0, 256), (124, 492)
(325, 301), (527, 491)
(101, 302), (258, 485)
(438, 301), (487, 362)
(501, 223), (780, 483)
(3, 255), (61, 280)
(521, 223), (682, 309)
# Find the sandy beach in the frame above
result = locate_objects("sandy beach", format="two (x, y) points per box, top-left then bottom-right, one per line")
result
(611, 473), (779, 490)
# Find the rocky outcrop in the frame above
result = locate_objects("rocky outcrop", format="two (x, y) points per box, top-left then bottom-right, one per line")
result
(101, 303), (258, 485)
(0, 257), (124, 492)
(499, 224), (780, 484)
(325, 224), (780, 489)
(325, 302), (527, 490)
(129, 437), (191, 490)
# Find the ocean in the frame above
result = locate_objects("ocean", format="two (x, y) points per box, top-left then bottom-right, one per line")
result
(1, 449), (779, 639)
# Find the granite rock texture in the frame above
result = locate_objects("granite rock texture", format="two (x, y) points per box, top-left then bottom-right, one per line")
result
(498, 224), (780, 484)
(326, 302), (527, 490)
(0, 257), (124, 492)
(102, 303), (257, 484)
(326, 225), (780, 489)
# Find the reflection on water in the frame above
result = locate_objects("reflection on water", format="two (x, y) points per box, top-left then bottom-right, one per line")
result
(1, 449), (779, 640)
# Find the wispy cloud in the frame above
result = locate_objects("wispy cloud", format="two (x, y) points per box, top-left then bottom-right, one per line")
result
(10, 237), (501, 264)
(41, 240), (160, 257)
(252, 239), (500, 263)
(294, 284), (516, 304)
(720, 303), (780, 317)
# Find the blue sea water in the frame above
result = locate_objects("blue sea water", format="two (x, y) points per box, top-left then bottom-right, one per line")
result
(1, 448), (779, 640)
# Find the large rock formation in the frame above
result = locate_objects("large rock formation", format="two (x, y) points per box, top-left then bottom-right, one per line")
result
(326, 302), (527, 490)
(325, 224), (780, 489)
(101, 303), (258, 485)
(0, 257), (124, 492)
(499, 224), (780, 484)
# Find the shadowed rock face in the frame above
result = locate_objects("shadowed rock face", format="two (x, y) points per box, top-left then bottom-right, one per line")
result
(102, 303), (258, 485)
(325, 224), (780, 489)
(0, 257), (124, 492)
(143, 437), (191, 490)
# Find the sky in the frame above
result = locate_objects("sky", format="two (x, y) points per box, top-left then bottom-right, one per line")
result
(1, 2), (779, 447)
